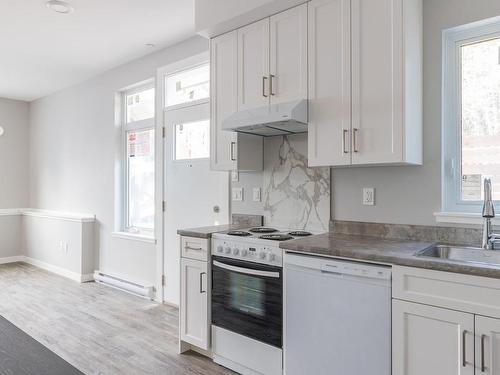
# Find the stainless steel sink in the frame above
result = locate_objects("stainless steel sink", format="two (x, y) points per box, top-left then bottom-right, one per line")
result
(415, 244), (500, 266)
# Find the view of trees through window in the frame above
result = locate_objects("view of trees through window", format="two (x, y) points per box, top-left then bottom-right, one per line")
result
(460, 36), (500, 200)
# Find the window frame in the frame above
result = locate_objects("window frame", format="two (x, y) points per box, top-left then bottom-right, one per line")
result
(442, 17), (500, 213)
(122, 82), (156, 235)
(164, 61), (211, 164)
(164, 62), (210, 112)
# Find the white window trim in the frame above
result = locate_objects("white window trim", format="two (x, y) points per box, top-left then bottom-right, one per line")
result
(165, 61), (211, 163)
(121, 82), (156, 237)
(440, 16), (500, 223)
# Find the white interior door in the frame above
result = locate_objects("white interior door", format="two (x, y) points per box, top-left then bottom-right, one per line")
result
(161, 64), (229, 304)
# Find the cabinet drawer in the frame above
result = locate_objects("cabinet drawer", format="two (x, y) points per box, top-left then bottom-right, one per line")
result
(393, 266), (500, 319)
(181, 236), (209, 261)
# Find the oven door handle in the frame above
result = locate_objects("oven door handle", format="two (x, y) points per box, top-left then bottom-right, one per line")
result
(213, 260), (280, 278)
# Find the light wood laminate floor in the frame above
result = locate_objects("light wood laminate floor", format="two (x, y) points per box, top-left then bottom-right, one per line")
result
(0, 262), (234, 375)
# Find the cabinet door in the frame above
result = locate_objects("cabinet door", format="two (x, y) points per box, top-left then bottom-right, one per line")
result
(307, 0), (351, 167)
(269, 4), (307, 105)
(237, 19), (270, 111)
(351, 0), (404, 164)
(180, 258), (209, 350)
(210, 31), (237, 171)
(476, 315), (500, 375)
(393, 299), (474, 375)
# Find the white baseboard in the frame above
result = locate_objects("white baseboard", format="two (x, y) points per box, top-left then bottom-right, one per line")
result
(0, 256), (24, 264)
(0, 256), (93, 283)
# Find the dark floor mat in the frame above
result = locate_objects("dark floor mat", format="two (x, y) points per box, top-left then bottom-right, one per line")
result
(0, 316), (84, 375)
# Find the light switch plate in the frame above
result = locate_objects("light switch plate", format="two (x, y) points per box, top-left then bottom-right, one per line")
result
(232, 187), (243, 202)
(253, 188), (261, 202)
(363, 188), (375, 205)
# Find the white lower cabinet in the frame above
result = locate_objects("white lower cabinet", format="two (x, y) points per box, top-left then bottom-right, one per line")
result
(180, 257), (209, 350)
(392, 266), (500, 375)
(393, 299), (475, 375)
(475, 315), (500, 375)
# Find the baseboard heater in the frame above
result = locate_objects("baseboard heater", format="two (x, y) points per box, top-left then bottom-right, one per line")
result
(93, 271), (155, 300)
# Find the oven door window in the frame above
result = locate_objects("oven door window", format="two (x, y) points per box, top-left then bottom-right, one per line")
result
(212, 256), (282, 348)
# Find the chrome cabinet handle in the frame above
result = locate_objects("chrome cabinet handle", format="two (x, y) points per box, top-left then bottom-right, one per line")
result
(481, 334), (486, 372)
(262, 76), (268, 97)
(185, 246), (203, 251)
(230, 142), (236, 161)
(342, 129), (349, 154)
(270, 74), (275, 96)
(353, 128), (359, 153)
(199, 272), (206, 293)
(462, 330), (467, 367)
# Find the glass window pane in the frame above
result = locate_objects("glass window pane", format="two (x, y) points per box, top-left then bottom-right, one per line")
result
(127, 128), (155, 230)
(460, 37), (500, 201)
(166, 64), (209, 107)
(126, 87), (154, 123)
(174, 120), (210, 160)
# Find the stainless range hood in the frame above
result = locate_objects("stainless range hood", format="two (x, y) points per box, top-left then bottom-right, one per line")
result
(222, 99), (308, 137)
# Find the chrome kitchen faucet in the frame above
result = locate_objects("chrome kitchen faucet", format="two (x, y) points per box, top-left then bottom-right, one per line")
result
(482, 179), (500, 249)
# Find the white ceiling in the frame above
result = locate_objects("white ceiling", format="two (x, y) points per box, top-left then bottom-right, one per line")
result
(0, 0), (195, 101)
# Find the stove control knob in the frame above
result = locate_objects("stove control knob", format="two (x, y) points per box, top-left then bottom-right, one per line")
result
(233, 248), (240, 256)
(259, 252), (267, 260)
(217, 245), (224, 253)
(268, 253), (276, 261)
(241, 249), (248, 257)
(225, 247), (231, 254)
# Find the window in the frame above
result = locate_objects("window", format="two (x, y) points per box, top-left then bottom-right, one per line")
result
(443, 18), (500, 213)
(174, 120), (210, 160)
(122, 84), (155, 234)
(165, 63), (209, 108)
(165, 63), (210, 162)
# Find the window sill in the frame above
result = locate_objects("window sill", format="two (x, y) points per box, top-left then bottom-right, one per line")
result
(111, 231), (157, 244)
(434, 212), (500, 226)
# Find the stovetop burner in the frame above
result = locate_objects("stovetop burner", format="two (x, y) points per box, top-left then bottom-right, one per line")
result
(227, 230), (252, 237)
(259, 234), (294, 241)
(288, 231), (312, 237)
(249, 227), (278, 234)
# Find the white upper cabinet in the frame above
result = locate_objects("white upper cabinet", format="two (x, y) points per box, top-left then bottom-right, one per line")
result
(309, 0), (422, 167)
(237, 19), (270, 111)
(308, 0), (351, 167)
(351, 0), (422, 165)
(269, 4), (308, 105)
(210, 31), (264, 171)
(210, 31), (238, 171)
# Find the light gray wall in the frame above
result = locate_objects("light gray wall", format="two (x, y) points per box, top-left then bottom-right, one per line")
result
(233, 0), (500, 227)
(0, 98), (29, 208)
(29, 36), (209, 285)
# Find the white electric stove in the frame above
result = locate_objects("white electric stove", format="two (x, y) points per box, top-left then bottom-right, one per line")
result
(210, 226), (318, 375)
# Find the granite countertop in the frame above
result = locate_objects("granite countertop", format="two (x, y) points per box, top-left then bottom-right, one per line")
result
(280, 232), (500, 279)
(177, 224), (245, 239)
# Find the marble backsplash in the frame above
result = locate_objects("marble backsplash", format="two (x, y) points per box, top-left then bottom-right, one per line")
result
(262, 134), (330, 231)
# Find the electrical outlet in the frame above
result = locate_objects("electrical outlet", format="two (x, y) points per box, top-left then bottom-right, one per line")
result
(232, 187), (243, 202)
(253, 187), (261, 202)
(363, 188), (375, 205)
(231, 171), (239, 182)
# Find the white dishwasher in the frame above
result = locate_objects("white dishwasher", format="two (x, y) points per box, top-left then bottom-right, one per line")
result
(284, 253), (392, 375)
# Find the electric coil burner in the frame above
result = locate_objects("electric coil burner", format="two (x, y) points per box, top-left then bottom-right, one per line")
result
(288, 231), (312, 237)
(226, 230), (252, 237)
(249, 227), (278, 233)
(259, 234), (294, 241)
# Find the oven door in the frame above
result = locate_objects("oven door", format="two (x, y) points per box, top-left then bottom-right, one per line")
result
(211, 255), (282, 348)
